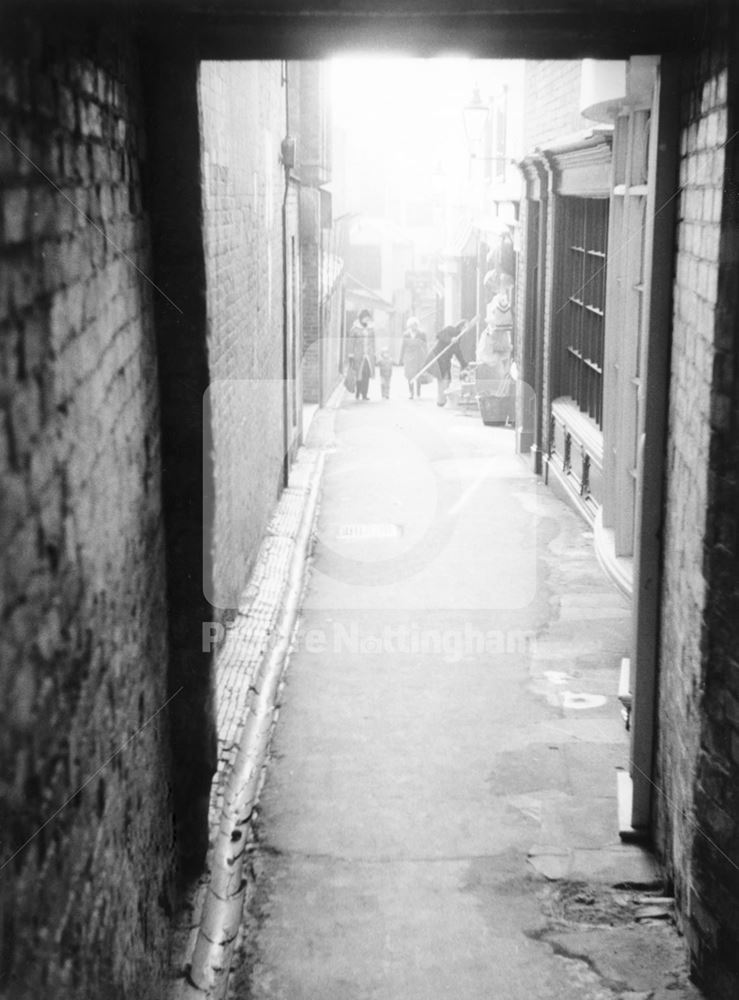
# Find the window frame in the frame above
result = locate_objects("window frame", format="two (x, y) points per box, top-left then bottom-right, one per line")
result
(556, 195), (609, 429)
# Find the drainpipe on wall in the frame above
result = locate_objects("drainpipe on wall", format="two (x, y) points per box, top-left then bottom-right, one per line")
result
(319, 199), (325, 407)
(281, 64), (291, 488)
(532, 157), (550, 476)
(532, 154), (557, 477)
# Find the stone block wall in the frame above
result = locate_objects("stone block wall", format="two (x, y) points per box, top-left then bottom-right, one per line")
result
(0, 16), (175, 999)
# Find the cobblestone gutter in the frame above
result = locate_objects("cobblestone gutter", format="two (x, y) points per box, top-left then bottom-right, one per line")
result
(171, 443), (326, 1000)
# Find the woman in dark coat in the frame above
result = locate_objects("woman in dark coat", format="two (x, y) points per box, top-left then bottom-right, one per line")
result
(424, 321), (469, 406)
(347, 309), (377, 401)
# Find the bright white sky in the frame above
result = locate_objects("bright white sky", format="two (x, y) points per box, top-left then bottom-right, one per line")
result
(332, 57), (476, 169)
(330, 56), (522, 182)
(332, 57), (478, 130)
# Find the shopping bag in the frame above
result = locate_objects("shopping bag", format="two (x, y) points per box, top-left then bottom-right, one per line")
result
(344, 365), (356, 392)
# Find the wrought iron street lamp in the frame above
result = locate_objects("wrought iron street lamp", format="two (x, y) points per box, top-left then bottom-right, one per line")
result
(462, 86), (489, 151)
(463, 87), (516, 166)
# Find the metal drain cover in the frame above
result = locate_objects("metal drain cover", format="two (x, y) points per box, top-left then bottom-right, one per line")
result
(335, 523), (402, 540)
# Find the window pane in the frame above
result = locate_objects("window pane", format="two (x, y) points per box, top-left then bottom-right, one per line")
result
(558, 197), (607, 427)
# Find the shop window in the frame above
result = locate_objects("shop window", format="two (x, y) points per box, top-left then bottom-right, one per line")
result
(558, 197), (608, 428)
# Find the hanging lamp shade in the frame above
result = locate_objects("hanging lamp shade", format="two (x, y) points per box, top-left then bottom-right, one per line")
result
(462, 87), (489, 147)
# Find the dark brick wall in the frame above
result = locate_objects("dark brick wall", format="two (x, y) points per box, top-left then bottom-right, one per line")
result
(0, 16), (175, 999)
(656, 41), (722, 917)
(523, 61), (592, 153)
(656, 11), (739, 998)
(141, 38), (217, 879)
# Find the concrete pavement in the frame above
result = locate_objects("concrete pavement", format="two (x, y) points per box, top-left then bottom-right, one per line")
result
(229, 375), (701, 1000)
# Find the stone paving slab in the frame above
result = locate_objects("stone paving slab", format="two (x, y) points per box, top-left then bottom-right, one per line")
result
(227, 388), (701, 1000)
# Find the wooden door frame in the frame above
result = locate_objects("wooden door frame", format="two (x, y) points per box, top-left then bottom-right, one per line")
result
(628, 55), (680, 835)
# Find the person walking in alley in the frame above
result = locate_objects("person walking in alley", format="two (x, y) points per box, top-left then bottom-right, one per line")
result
(399, 316), (427, 399)
(476, 288), (516, 424)
(378, 346), (394, 399)
(424, 319), (470, 407)
(347, 309), (376, 401)
(477, 288), (514, 373)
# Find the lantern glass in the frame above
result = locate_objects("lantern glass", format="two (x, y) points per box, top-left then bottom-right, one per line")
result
(463, 88), (489, 147)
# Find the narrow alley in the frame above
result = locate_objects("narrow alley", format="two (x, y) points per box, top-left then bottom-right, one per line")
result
(203, 382), (695, 1000)
(3, 4), (739, 1000)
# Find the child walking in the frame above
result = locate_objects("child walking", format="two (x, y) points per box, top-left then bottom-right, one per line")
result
(378, 347), (393, 399)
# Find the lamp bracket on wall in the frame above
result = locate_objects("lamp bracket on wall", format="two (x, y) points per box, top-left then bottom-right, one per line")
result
(281, 136), (297, 169)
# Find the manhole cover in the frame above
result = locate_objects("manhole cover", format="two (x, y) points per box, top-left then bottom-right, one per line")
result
(335, 523), (403, 540)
